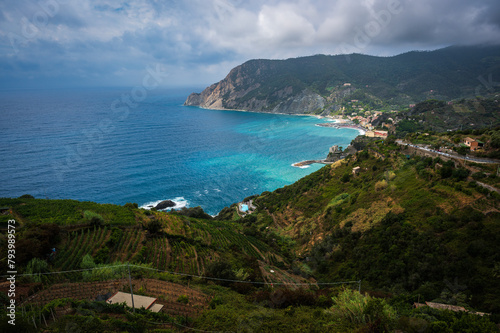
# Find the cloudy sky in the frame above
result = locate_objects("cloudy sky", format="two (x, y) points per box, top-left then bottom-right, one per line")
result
(1, 0), (500, 89)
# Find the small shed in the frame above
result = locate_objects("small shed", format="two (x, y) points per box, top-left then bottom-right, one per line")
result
(352, 166), (361, 176)
(107, 291), (163, 312)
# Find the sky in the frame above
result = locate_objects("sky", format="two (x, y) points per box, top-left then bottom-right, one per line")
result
(1, 0), (500, 89)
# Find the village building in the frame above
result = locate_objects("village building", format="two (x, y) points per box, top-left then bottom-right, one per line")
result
(365, 130), (388, 138)
(463, 137), (484, 151)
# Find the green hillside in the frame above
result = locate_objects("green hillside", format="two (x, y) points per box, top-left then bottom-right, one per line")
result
(187, 45), (500, 113)
(1, 139), (500, 332)
(252, 139), (500, 312)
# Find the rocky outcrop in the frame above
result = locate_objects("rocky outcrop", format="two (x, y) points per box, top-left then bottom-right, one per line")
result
(325, 144), (357, 162)
(155, 200), (176, 210)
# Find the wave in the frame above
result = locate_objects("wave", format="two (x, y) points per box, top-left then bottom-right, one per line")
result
(140, 197), (188, 211)
(291, 163), (310, 169)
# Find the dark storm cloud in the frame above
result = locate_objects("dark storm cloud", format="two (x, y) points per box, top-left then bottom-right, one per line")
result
(0, 0), (499, 88)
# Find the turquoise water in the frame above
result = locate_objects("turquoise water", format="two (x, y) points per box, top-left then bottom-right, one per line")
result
(241, 204), (249, 212)
(0, 88), (359, 215)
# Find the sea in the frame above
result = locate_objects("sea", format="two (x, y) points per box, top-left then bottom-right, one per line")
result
(0, 87), (359, 215)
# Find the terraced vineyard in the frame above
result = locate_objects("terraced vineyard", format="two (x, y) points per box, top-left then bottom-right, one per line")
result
(50, 213), (285, 277)
(54, 226), (111, 270)
(20, 278), (208, 318)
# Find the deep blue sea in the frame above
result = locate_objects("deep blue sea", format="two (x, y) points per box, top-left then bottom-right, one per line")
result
(0, 87), (358, 215)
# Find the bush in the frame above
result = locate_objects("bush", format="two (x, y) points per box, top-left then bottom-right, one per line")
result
(329, 288), (397, 330)
(471, 172), (486, 180)
(25, 258), (49, 283)
(83, 210), (104, 227)
(124, 203), (138, 209)
(146, 219), (162, 234)
(177, 294), (189, 304)
(205, 260), (236, 286)
(341, 173), (351, 183)
(329, 288), (369, 325)
(94, 247), (110, 264)
(375, 179), (388, 191)
(452, 168), (469, 181)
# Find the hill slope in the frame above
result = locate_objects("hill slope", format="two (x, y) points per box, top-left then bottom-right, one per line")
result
(185, 45), (500, 114)
(1, 140), (500, 331)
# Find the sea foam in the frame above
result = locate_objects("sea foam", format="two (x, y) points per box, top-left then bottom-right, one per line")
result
(140, 197), (188, 211)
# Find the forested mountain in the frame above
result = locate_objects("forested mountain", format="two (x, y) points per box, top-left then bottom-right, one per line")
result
(185, 45), (500, 114)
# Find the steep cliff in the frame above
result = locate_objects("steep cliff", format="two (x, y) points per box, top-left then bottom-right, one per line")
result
(185, 58), (327, 114)
(185, 45), (500, 115)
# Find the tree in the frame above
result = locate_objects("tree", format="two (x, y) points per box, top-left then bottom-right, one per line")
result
(440, 166), (453, 179)
(146, 219), (162, 234)
(206, 260), (236, 286)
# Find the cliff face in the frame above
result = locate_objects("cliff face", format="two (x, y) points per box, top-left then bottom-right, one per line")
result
(184, 59), (327, 114)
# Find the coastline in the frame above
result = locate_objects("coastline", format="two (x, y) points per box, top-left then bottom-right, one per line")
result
(187, 105), (367, 133)
(186, 105), (366, 170)
(186, 104), (327, 118)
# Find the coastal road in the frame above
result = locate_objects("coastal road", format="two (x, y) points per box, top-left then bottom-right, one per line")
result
(395, 140), (500, 165)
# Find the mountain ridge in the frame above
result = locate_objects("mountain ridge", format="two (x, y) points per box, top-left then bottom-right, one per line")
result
(185, 45), (500, 114)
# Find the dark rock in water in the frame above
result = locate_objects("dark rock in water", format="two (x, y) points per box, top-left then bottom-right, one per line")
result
(155, 200), (176, 210)
(147, 205), (153, 208)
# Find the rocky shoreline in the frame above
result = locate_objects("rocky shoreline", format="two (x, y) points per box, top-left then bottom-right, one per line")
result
(292, 142), (359, 168)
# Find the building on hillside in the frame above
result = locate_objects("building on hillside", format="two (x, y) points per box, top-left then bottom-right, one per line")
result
(352, 166), (361, 176)
(463, 137), (484, 151)
(365, 130), (388, 138)
(107, 292), (164, 312)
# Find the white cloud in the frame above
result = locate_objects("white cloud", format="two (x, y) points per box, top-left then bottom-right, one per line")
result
(257, 4), (316, 47)
(0, 0), (499, 88)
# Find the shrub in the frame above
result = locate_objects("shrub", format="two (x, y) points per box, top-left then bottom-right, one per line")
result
(375, 179), (388, 191)
(177, 295), (189, 304)
(205, 260), (236, 286)
(329, 288), (368, 325)
(25, 258), (49, 283)
(341, 173), (351, 183)
(329, 288), (397, 330)
(84, 210), (104, 227)
(94, 247), (110, 264)
(471, 172), (486, 180)
(146, 219), (162, 234)
(209, 296), (223, 309)
(124, 203), (138, 209)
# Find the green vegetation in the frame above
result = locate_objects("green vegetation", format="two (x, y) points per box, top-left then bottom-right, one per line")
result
(1, 136), (499, 331)
(395, 98), (500, 135)
(192, 45), (500, 115)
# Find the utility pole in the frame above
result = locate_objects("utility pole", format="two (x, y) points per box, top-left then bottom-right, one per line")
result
(128, 263), (135, 312)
